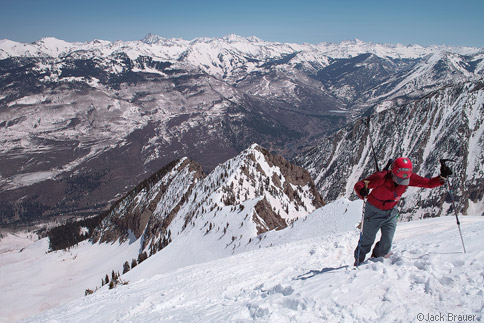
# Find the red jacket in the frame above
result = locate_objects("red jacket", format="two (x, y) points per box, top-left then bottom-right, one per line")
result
(354, 170), (444, 210)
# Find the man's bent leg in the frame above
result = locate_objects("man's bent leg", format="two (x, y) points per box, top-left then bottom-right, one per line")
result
(354, 204), (382, 263)
(372, 210), (397, 257)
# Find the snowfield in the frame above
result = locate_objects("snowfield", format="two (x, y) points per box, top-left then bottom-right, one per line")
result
(1, 199), (483, 322)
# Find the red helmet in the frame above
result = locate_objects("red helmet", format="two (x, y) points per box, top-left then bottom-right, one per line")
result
(391, 157), (413, 185)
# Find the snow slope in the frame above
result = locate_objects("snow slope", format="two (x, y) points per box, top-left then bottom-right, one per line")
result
(2, 199), (482, 322)
(0, 231), (144, 323)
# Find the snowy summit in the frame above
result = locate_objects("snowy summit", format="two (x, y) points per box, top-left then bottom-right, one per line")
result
(1, 199), (483, 322)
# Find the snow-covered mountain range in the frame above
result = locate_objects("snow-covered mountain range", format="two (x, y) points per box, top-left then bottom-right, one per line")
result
(1, 34), (483, 223)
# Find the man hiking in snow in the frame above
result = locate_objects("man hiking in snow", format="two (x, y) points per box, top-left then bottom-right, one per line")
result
(353, 157), (452, 266)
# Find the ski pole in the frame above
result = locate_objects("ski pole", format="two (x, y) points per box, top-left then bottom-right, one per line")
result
(440, 159), (466, 254)
(356, 198), (366, 267)
(446, 179), (467, 253)
(356, 180), (370, 267)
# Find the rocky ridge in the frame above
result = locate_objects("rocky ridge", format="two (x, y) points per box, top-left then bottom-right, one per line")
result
(92, 144), (324, 255)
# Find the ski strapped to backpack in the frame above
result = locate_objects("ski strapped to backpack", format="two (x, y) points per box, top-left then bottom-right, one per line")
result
(366, 117), (380, 172)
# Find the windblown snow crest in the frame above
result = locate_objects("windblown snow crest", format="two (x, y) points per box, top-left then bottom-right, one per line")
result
(92, 144), (324, 256)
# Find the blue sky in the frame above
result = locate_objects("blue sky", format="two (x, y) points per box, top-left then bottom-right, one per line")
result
(1, 0), (483, 46)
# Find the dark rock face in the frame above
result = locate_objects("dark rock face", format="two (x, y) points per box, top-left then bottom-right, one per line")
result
(253, 198), (286, 235)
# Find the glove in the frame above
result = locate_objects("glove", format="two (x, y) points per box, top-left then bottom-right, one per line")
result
(440, 164), (453, 178)
(359, 187), (369, 198)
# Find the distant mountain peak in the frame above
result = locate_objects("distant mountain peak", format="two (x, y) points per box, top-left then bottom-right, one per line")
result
(141, 33), (166, 44)
(221, 34), (263, 43)
(34, 36), (66, 43)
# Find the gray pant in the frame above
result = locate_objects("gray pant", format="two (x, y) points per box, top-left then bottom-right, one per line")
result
(354, 201), (398, 262)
